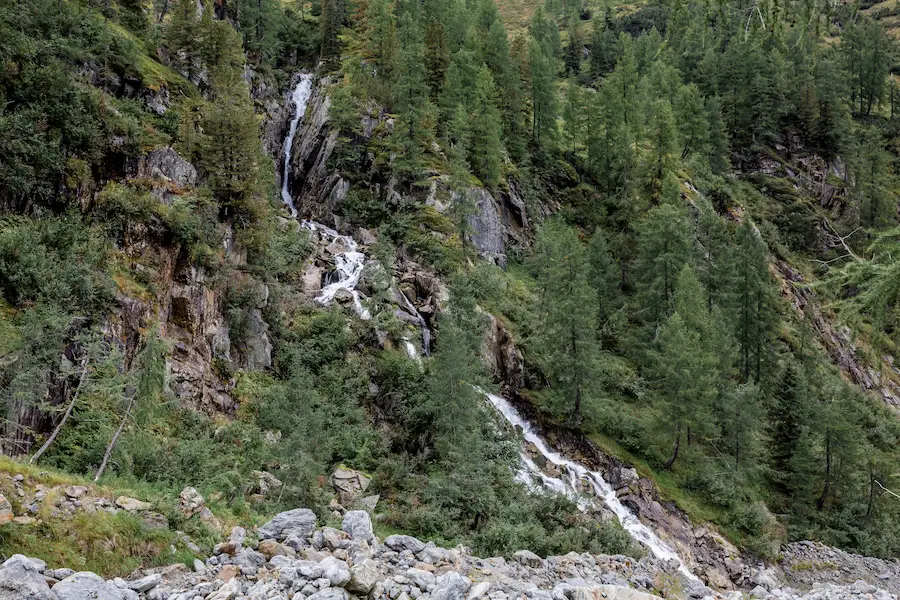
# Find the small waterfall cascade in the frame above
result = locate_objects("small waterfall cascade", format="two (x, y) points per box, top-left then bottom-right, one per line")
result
(483, 390), (698, 581)
(302, 221), (371, 321)
(281, 73), (314, 217)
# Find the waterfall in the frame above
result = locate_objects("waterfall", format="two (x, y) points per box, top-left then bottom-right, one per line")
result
(482, 390), (698, 582)
(302, 221), (371, 321)
(281, 73), (314, 217)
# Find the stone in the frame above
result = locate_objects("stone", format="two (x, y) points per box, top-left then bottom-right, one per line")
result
(259, 539), (296, 560)
(53, 572), (126, 600)
(406, 569), (436, 591)
(347, 559), (379, 594)
(572, 587), (664, 600)
(218, 565), (239, 583)
(384, 535), (426, 554)
(303, 264), (325, 296)
(466, 582), (491, 600)
(258, 508), (317, 541)
(133, 146), (198, 188)
(513, 550), (544, 569)
(197, 507), (221, 530)
(0, 559), (56, 600)
(251, 471), (283, 497)
(179, 487), (205, 517)
(64, 486), (89, 499)
(193, 559), (206, 573)
(0, 495), (13, 525)
(432, 571), (471, 600)
(115, 496), (152, 511)
(232, 550), (266, 570)
(321, 556), (351, 587)
(330, 467), (372, 505)
(127, 574), (161, 593)
(3, 555), (46, 573)
(230, 526), (247, 546)
(342, 510), (374, 542)
(306, 588), (351, 600)
(356, 495), (380, 512)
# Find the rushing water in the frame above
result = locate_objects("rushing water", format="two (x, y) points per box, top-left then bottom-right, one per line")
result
(281, 74), (314, 217)
(301, 221), (371, 321)
(483, 391), (697, 581)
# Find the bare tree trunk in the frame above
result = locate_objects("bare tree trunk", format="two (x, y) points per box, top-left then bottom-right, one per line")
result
(94, 387), (136, 482)
(30, 353), (90, 465)
(665, 423), (681, 470)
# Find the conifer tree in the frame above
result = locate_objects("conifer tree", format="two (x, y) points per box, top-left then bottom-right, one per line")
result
(529, 38), (559, 148)
(633, 204), (693, 324)
(469, 68), (504, 188)
(731, 222), (777, 383)
(391, 12), (434, 180)
(530, 220), (599, 419)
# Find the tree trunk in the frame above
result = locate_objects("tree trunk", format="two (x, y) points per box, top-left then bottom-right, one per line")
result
(94, 387), (136, 482)
(665, 424), (681, 470)
(30, 353), (89, 465)
(816, 429), (831, 511)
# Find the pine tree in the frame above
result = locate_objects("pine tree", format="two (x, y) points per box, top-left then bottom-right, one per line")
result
(321, 0), (345, 60)
(719, 383), (763, 469)
(769, 363), (809, 496)
(468, 67), (504, 188)
(529, 38), (559, 148)
(391, 12), (434, 180)
(530, 220), (600, 419)
(587, 227), (621, 323)
(564, 7), (583, 75)
(653, 268), (719, 469)
(674, 84), (709, 160)
(633, 204), (694, 324)
(424, 19), (450, 99)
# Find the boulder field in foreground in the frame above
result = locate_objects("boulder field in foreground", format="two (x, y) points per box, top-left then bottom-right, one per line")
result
(0, 508), (895, 600)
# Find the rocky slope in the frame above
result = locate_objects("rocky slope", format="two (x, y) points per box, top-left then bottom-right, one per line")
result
(1, 506), (896, 600)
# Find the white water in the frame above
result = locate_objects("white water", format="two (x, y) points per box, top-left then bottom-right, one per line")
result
(302, 221), (371, 321)
(483, 391), (697, 581)
(281, 74), (314, 217)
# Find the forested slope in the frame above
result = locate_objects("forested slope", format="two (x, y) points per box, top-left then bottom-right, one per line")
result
(1, 0), (900, 582)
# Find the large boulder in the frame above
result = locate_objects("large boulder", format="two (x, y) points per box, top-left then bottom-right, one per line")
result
(384, 534), (426, 554)
(330, 467), (371, 505)
(0, 556), (56, 600)
(257, 508), (317, 541)
(347, 559), (379, 595)
(341, 510), (374, 542)
(53, 572), (126, 600)
(432, 571), (471, 600)
(179, 487), (205, 517)
(321, 556), (351, 587)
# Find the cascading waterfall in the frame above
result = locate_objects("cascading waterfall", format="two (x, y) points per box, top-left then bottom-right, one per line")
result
(302, 221), (371, 321)
(279, 76), (694, 582)
(483, 391), (698, 582)
(281, 73), (314, 218)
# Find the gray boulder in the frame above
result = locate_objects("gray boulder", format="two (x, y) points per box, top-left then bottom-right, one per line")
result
(0, 558), (57, 600)
(53, 572), (126, 600)
(2, 555), (46, 573)
(347, 559), (379, 595)
(432, 572), (471, 600)
(342, 510), (374, 542)
(321, 556), (351, 587)
(127, 574), (162, 593)
(258, 508), (317, 541)
(384, 534), (426, 554)
(306, 588), (351, 600)
(514, 550), (545, 569)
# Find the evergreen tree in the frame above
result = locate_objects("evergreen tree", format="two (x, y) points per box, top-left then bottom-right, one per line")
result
(731, 222), (777, 383)
(769, 363), (809, 496)
(529, 38), (559, 148)
(530, 220), (600, 419)
(391, 12), (434, 180)
(633, 204), (694, 323)
(587, 227), (621, 323)
(320, 0), (345, 60)
(468, 67), (504, 188)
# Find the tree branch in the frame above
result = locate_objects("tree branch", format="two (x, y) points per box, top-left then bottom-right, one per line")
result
(94, 386), (136, 482)
(30, 352), (90, 465)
